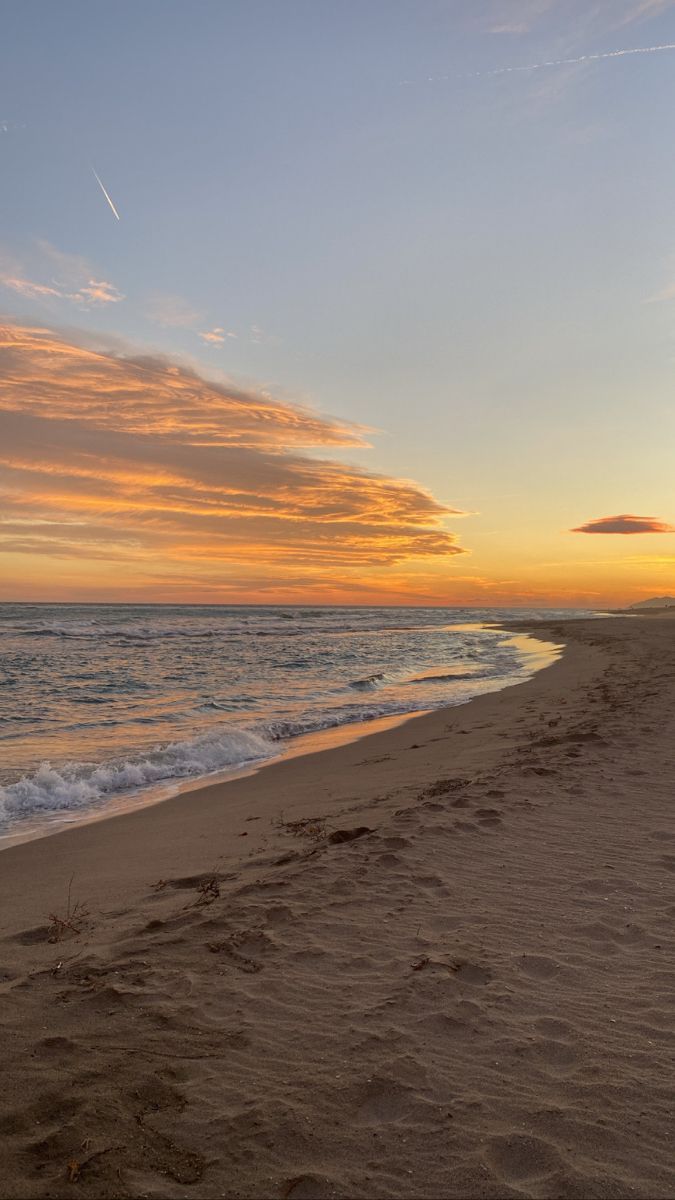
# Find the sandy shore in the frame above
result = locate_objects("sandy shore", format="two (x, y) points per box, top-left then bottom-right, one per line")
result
(0, 615), (673, 1199)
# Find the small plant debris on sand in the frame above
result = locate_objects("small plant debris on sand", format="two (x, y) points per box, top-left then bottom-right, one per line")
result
(196, 876), (221, 905)
(47, 874), (89, 943)
(276, 815), (328, 841)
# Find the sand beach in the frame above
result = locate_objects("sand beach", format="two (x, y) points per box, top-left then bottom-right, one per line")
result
(0, 614), (673, 1199)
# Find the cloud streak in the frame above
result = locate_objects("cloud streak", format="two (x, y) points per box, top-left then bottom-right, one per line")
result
(0, 272), (123, 306)
(144, 292), (202, 328)
(0, 322), (469, 600)
(407, 41), (675, 84)
(91, 167), (120, 221)
(486, 0), (557, 35)
(571, 513), (675, 534)
(484, 0), (675, 35)
(0, 241), (124, 308)
(467, 41), (675, 78)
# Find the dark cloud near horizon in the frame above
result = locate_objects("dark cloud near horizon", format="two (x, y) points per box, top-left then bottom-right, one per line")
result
(572, 513), (675, 534)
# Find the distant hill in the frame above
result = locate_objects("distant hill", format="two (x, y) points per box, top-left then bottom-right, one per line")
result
(629, 596), (675, 609)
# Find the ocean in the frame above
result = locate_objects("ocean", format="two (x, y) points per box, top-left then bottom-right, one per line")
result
(0, 604), (593, 839)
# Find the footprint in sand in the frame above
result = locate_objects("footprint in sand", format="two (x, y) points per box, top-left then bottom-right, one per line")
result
(35, 1036), (78, 1057)
(453, 962), (492, 986)
(353, 1079), (414, 1125)
(352, 1077), (435, 1128)
(419, 1012), (469, 1038)
(375, 852), (404, 869)
(475, 807), (503, 827)
(529, 1037), (579, 1072)
(518, 954), (563, 980)
(486, 1133), (564, 1184)
(280, 1173), (342, 1199)
(263, 903), (295, 926)
(535, 1016), (573, 1038)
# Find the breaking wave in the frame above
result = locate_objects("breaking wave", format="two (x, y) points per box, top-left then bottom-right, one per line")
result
(0, 601), (584, 835)
(0, 727), (273, 824)
(348, 672), (392, 691)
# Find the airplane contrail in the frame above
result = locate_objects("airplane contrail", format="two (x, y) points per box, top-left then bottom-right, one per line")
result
(402, 42), (675, 84)
(91, 167), (120, 220)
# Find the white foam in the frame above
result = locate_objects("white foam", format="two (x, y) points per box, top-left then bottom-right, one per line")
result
(0, 727), (272, 826)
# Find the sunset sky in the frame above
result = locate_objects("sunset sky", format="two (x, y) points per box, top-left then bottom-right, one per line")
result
(1, 0), (674, 606)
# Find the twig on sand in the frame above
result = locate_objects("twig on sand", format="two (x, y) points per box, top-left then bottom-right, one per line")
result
(48, 874), (89, 943)
(196, 876), (221, 905)
(274, 815), (328, 841)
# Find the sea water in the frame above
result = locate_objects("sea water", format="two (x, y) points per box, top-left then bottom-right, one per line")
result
(0, 604), (591, 838)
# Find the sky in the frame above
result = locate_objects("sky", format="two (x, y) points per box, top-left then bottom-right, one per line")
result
(1, 0), (674, 607)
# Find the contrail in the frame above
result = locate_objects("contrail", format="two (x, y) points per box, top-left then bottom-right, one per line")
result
(91, 167), (120, 220)
(403, 42), (675, 83)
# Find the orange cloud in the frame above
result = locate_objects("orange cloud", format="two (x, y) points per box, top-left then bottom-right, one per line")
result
(0, 322), (469, 599)
(75, 280), (124, 305)
(0, 276), (63, 300)
(571, 514), (675, 535)
(0, 242), (124, 307)
(0, 323), (369, 446)
(199, 327), (226, 344)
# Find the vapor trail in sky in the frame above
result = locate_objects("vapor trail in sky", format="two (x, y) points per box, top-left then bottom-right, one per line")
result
(404, 42), (675, 84)
(91, 167), (120, 220)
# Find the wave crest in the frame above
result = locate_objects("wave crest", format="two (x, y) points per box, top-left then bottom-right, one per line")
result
(348, 672), (389, 691)
(0, 727), (272, 825)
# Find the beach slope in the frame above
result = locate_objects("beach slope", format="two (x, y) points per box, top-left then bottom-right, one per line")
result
(0, 615), (673, 1199)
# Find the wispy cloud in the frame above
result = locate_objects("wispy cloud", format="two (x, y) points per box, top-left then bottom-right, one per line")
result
(571, 513), (675, 534)
(0, 322), (469, 599)
(0, 272), (123, 307)
(0, 277), (63, 300)
(424, 41), (675, 84)
(147, 296), (267, 349)
(249, 324), (281, 346)
(486, 0), (557, 35)
(198, 327), (240, 345)
(144, 292), (202, 328)
(199, 327), (226, 345)
(484, 0), (675, 35)
(615, 0), (675, 28)
(0, 241), (123, 308)
(74, 280), (124, 305)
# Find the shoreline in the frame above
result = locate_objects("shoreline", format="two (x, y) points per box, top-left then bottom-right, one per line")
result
(0, 625), (568, 900)
(0, 624), (561, 852)
(1, 614), (673, 1199)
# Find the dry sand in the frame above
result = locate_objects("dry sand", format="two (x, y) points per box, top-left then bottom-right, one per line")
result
(0, 615), (673, 1199)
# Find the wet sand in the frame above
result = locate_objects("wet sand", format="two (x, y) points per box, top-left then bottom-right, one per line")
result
(0, 615), (673, 1199)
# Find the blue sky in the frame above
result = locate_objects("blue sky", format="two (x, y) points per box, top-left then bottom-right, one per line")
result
(1, 1), (675, 603)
